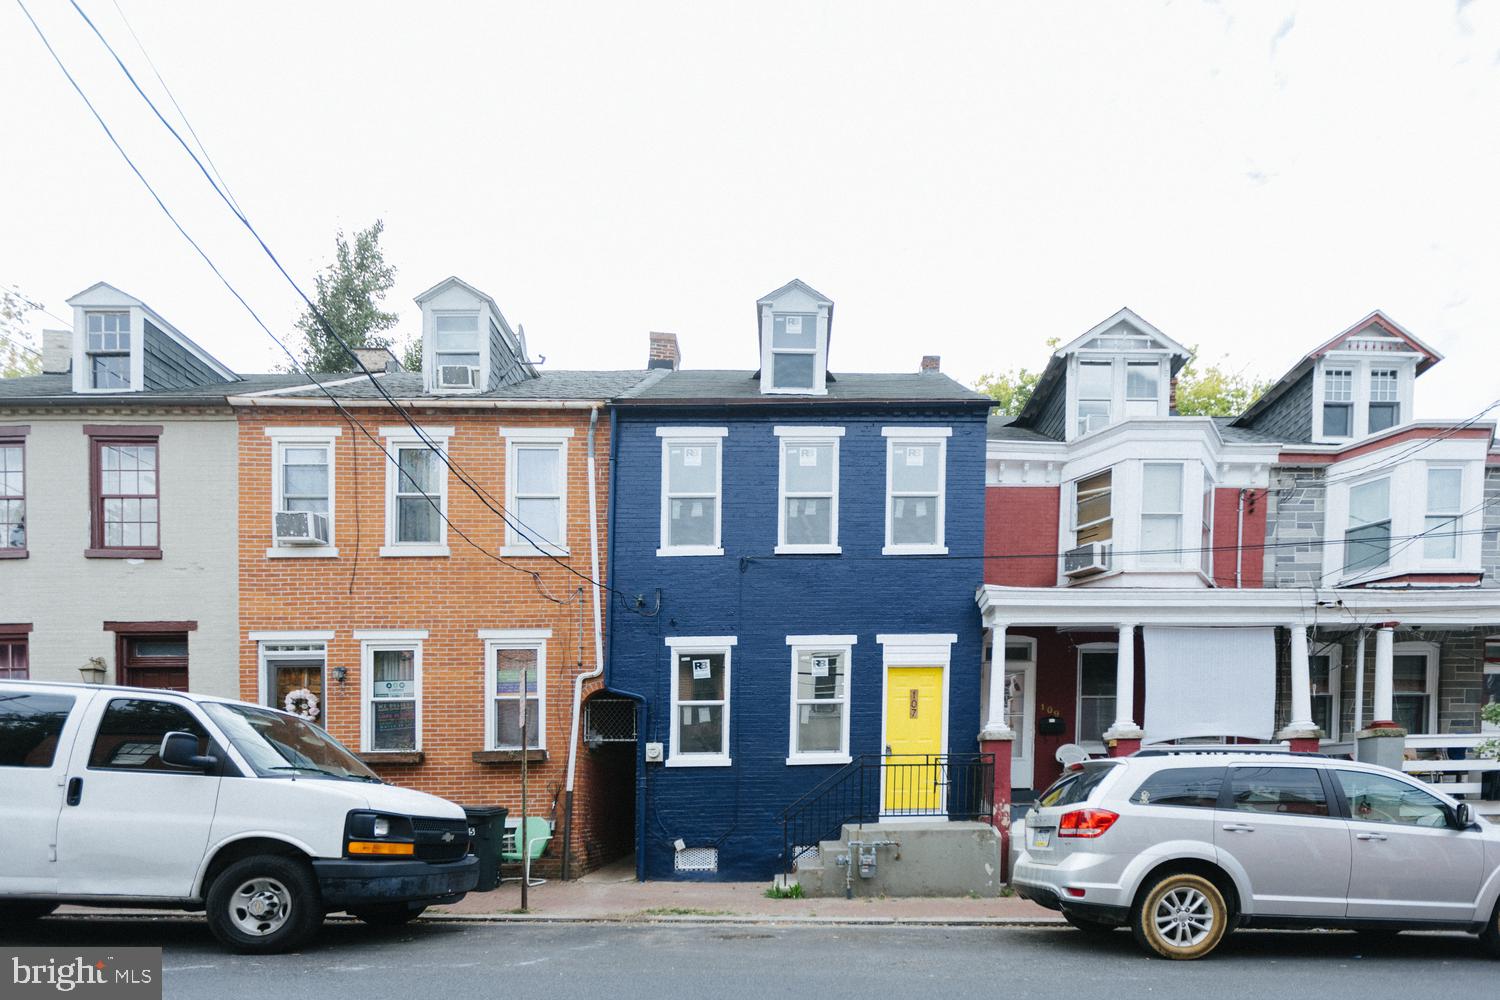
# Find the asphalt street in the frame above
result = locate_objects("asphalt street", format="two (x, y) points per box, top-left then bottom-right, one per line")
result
(6, 917), (1496, 999)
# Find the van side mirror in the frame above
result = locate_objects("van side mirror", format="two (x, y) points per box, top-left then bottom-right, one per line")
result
(160, 731), (217, 772)
(1454, 802), (1474, 829)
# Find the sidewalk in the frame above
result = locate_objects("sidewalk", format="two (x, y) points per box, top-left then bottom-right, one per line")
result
(429, 859), (1063, 924)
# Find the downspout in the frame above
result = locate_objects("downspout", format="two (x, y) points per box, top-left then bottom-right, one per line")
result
(1235, 488), (1246, 588)
(562, 404), (607, 881)
(1352, 630), (1367, 734)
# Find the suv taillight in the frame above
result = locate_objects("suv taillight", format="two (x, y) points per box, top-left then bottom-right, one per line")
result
(1058, 808), (1119, 838)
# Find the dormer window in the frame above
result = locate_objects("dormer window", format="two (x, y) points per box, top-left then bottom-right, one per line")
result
(1077, 361), (1113, 435)
(771, 314), (818, 391)
(433, 313), (480, 389)
(1369, 369), (1400, 432)
(756, 279), (833, 396)
(1125, 362), (1159, 417)
(1322, 368), (1353, 438)
(85, 312), (131, 389)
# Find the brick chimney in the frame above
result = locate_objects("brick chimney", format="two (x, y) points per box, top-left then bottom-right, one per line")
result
(648, 332), (681, 371)
(920, 355), (941, 374)
(42, 329), (71, 374)
(351, 345), (401, 373)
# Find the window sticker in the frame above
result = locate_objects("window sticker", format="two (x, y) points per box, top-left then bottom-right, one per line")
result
(804, 500), (817, 515)
(683, 446), (702, 467)
(799, 446), (818, 467)
(914, 500), (927, 517)
(812, 656), (832, 678)
(692, 658), (711, 680)
(691, 501), (704, 518)
(785, 315), (802, 335)
(905, 446), (924, 466)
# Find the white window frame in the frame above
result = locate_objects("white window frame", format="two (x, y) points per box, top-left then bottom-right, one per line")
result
(1071, 467), (1114, 549)
(429, 310), (483, 394)
(264, 426), (341, 558)
(1139, 461), (1186, 567)
(881, 426), (951, 556)
(380, 426), (453, 557)
(1124, 360), (1163, 418)
(1321, 366), (1355, 439)
(759, 304), (830, 397)
(479, 628), (552, 752)
(1312, 356), (1418, 442)
(1392, 640), (1440, 735)
(1342, 474), (1393, 576)
(665, 636), (736, 767)
(1308, 644), (1343, 743)
(657, 427), (727, 557)
(774, 426), (844, 554)
(356, 630), (427, 754)
(786, 634), (856, 765)
(1368, 367), (1401, 433)
(1422, 465), (1464, 563)
(1076, 642), (1118, 753)
(500, 427), (573, 557)
(249, 630), (334, 710)
(1075, 359), (1115, 436)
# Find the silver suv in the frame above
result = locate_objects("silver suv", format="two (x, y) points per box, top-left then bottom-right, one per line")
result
(1012, 748), (1500, 960)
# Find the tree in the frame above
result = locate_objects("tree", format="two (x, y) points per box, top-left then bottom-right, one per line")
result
(1, 286), (43, 378)
(973, 339), (1269, 418)
(290, 220), (400, 373)
(400, 336), (422, 373)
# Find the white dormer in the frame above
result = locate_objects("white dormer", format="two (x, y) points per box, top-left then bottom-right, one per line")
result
(1059, 308), (1190, 441)
(414, 276), (532, 394)
(66, 281), (235, 393)
(1307, 312), (1440, 443)
(756, 279), (833, 396)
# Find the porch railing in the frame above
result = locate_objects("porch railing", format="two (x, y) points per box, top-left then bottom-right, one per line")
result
(1400, 734), (1500, 799)
(779, 753), (994, 875)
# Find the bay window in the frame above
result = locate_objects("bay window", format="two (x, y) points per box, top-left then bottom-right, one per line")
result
(667, 637), (735, 765)
(786, 636), (855, 763)
(1344, 477), (1391, 573)
(1368, 369), (1400, 432)
(1423, 467), (1462, 560)
(1140, 463), (1184, 565)
(1323, 368), (1353, 439)
(883, 427), (949, 554)
(658, 427), (726, 556)
(1073, 469), (1113, 547)
(775, 427), (842, 553)
(503, 429), (570, 555)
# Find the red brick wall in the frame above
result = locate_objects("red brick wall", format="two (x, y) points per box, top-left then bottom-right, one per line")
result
(236, 405), (621, 876)
(984, 486), (1061, 586)
(1211, 487), (1266, 588)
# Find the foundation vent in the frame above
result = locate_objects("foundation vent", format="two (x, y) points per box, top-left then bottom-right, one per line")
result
(674, 847), (719, 873)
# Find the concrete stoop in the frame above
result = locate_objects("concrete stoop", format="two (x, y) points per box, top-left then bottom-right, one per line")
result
(791, 821), (1002, 898)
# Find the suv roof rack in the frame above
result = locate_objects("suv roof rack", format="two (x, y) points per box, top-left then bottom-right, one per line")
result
(1133, 745), (1329, 759)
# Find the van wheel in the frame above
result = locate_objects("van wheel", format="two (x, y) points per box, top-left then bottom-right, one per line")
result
(1063, 911), (1119, 934)
(352, 904), (425, 927)
(1480, 900), (1500, 958)
(0, 902), (58, 926)
(206, 855), (323, 954)
(1131, 873), (1228, 960)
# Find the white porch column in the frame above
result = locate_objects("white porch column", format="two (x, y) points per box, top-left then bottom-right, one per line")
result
(1372, 624), (1396, 726)
(980, 623), (1014, 738)
(1103, 623), (1143, 740)
(1279, 624), (1319, 738)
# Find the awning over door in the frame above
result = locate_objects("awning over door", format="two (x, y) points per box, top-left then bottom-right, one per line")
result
(1142, 626), (1275, 743)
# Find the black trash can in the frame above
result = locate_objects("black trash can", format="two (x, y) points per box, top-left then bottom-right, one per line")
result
(463, 805), (508, 892)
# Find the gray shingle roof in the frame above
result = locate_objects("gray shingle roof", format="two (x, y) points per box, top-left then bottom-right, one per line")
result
(0, 372), (310, 404)
(266, 369), (656, 401)
(1211, 416), (1284, 444)
(615, 369), (989, 405)
(987, 413), (1061, 442)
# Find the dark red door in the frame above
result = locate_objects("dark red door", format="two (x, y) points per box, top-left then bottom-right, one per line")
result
(118, 634), (189, 691)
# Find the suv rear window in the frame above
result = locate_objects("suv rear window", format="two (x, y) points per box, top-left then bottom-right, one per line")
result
(0, 692), (76, 767)
(1129, 766), (1225, 808)
(1038, 764), (1114, 807)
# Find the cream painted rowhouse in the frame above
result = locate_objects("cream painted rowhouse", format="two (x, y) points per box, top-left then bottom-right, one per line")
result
(0, 282), (307, 694)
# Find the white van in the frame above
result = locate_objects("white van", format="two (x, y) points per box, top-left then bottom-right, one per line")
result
(0, 680), (480, 953)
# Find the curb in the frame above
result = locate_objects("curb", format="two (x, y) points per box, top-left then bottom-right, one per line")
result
(53, 911), (1068, 929)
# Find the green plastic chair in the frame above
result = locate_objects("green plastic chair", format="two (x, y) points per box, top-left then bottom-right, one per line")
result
(501, 817), (552, 887)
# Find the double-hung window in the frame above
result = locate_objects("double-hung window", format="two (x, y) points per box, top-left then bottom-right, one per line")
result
(87, 428), (161, 558)
(85, 312), (131, 390)
(501, 429), (570, 556)
(1392, 645), (1437, 735)
(666, 638), (734, 765)
(883, 427), (949, 555)
(1140, 462), (1184, 566)
(1077, 648), (1116, 746)
(1368, 369), (1400, 433)
(0, 430), (25, 555)
(359, 632), (424, 753)
(769, 313), (818, 391)
(433, 313), (481, 389)
(1125, 362), (1160, 417)
(0, 630), (28, 680)
(1344, 477), (1391, 574)
(381, 427), (451, 556)
(266, 427), (339, 556)
(786, 636), (855, 764)
(1323, 368), (1353, 438)
(1073, 469), (1113, 547)
(481, 630), (549, 752)
(775, 427), (842, 553)
(1309, 651), (1340, 741)
(1423, 467), (1463, 560)
(657, 427), (726, 556)
(1077, 361), (1113, 435)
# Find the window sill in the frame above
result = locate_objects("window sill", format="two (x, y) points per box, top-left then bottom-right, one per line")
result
(357, 751), (425, 766)
(500, 545), (571, 559)
(0, 548), (28, 560)
(786, 754), (852, 766)
(379, 545), (451, 558)
(85, 547), (162, 560)
(656, 546), (724, 558)
(472, 749), (549, 764)
(774, 544), (841, 555)
(881, 544), (948, 556)
(664, 755), (733, 768)
(265, 546), (340, 559)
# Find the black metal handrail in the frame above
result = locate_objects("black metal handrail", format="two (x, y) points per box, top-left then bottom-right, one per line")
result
(780, 753), (994, 874)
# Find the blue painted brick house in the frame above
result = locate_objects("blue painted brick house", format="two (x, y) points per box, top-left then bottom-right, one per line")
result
(605, 280), (992, 880)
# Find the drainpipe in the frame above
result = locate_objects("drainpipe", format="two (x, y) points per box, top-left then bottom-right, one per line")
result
(1234, 488), (1246, 588)
(1352, 630), (1367, 733)
(561, 404), (607, 881)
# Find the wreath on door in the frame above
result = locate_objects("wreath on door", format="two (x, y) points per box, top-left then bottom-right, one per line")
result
(284, 688), (320, 721)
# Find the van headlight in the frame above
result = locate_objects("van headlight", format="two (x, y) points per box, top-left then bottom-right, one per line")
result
(344, 811), (415, 857)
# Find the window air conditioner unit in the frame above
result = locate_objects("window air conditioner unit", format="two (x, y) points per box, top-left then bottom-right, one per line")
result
(275, 510), (330, 546)
(438, 365), (479, 389)
(1064, 542), (1110, 578)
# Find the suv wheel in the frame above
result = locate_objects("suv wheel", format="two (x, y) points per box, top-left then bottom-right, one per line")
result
(206, 855), (324, 954)
(1480, 900), (1500, 958)
(1131, 873), (1228, 960)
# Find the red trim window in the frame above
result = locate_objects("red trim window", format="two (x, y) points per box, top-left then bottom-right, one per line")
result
(88, 432), (162, 558)
(0, 431), (25, 557)
(0, 631), (28, 679)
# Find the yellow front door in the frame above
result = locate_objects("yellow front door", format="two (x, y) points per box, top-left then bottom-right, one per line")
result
(884, 666), (944, 814)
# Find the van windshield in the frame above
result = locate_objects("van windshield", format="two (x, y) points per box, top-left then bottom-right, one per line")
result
(203, 702), (381, 783)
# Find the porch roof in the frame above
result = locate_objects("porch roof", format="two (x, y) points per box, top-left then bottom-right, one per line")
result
(975, 584), (1500, 628)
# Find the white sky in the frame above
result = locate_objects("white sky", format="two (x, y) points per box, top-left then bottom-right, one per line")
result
(3, 1), (1499, 418)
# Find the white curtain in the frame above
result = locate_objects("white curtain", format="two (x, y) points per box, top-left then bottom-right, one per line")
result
(1143, 626), (1276, 743)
